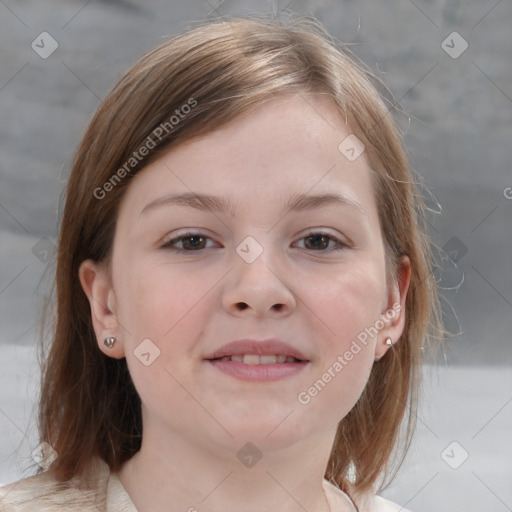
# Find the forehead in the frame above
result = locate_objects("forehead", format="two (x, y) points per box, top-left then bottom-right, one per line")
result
(119, 94), (379, 225)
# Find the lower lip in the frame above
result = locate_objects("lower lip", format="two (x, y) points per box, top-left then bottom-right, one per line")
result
(207, 360), (309, 382)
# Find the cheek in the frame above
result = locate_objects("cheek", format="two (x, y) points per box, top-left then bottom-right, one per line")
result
(112, 257), (228, 407)
(304, 263), (384, 347)
(114, 258), (223, 342)
(114, 260), (222, 426)
(295, 266), (383, 420)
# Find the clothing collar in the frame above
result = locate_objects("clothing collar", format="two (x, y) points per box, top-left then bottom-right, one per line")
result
(107, 470), (361, 511)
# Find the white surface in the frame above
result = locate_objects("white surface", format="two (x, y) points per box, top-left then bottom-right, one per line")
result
(380, 365), (512, 511)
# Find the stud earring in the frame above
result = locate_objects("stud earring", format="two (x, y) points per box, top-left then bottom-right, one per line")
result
(104, 337), (116, 348)
(385, 337), (393, 346)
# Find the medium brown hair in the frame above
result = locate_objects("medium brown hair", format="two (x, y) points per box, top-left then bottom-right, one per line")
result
(37, 15), (443, 497)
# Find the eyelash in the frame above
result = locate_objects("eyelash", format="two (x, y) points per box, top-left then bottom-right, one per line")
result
(161, 230), (348, 253)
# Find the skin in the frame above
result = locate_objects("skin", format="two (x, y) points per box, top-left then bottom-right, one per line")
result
(80, 93), (410, 512)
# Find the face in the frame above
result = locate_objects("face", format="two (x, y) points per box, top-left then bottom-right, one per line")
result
(81, 93), (409, 457)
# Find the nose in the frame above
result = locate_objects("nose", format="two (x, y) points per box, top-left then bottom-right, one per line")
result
(221, 246), (296, 318)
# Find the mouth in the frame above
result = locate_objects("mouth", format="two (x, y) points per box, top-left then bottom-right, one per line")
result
(208, 354), (304, 364)
(204, 339), (310, 382)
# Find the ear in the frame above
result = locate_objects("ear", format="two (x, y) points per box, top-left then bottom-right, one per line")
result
(374, 255), (411, 361)
(79, 259), (125, 359)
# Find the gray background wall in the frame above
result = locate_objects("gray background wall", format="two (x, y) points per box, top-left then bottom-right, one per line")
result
(1, 1), (511, 510)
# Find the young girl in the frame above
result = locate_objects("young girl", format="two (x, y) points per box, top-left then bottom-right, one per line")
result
(0, 16), (442, 511)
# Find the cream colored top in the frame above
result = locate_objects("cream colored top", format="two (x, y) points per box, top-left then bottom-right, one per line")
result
(0, 457), (410, 511)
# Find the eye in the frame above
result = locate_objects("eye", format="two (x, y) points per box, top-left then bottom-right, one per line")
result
(161, 230), (348, 253)
(295, 231), (347, 252)
(161, 232), (218, 251)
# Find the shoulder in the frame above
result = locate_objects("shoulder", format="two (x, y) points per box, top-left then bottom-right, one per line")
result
(0, 458), (110, 511)
(322, 480), (413, 512)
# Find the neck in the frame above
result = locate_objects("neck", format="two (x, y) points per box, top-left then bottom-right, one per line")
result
(117, 422), (341, 512)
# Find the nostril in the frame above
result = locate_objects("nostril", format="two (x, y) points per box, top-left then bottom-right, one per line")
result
(234, 302), (285, 312)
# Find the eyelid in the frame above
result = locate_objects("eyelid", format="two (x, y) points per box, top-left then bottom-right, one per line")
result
(160, 229), (213, 244)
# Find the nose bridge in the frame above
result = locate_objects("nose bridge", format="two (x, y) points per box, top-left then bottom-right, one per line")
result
(234, 234), (283, 288)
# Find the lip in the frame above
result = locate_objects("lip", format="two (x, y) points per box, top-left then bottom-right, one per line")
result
(204, 339), (310, 382)
(204, 339), (309, 361)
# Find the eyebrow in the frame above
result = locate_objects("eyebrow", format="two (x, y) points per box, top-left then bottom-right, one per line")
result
(140, 191), (367, 218)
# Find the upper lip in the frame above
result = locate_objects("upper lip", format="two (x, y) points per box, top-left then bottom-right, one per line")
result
(205, 339), (309, 361)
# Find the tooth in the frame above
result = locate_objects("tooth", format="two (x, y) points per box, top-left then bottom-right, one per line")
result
(218, 356), (231, 362)
(243, 354), (260, 365)
(260, 355), (277, 364)
(231, 355), (244, 363)
(285, 356), (296, 363)
(276, 355), (287, 363)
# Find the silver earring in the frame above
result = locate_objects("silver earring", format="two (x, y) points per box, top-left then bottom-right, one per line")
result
(104, 337), (116, 349)
(385, 337), (393, 346)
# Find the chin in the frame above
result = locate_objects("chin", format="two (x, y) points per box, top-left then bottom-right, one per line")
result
(220, 411), (314, 447)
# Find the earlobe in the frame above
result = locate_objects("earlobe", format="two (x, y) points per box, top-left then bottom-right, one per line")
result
(374, 256), (411, 361)
(78, 259), (125, 359)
